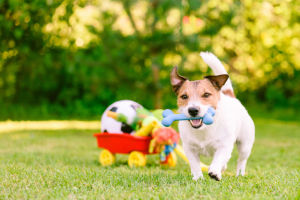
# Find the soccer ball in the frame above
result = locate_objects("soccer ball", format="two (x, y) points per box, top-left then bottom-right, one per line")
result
(100, 100), (143, 134)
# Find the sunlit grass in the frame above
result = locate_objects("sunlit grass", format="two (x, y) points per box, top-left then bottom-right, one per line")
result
(0, 120), (100, 134)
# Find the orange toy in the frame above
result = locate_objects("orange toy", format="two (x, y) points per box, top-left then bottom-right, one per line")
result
(149, 127), (180, 153)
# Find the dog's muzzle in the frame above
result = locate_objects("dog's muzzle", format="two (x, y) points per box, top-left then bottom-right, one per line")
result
(188, 107), (203, 128)
(188, 107), (199, 117)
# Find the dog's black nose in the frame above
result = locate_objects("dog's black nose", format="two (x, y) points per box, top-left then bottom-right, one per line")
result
(188, 107), (199, 117)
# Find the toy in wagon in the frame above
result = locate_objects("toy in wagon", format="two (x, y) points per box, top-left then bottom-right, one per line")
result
(94, 99), (209, 170)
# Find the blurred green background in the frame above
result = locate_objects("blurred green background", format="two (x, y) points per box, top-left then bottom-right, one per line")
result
(0, 0), (299, 120)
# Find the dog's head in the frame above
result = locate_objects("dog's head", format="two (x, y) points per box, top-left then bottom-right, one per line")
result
(171, 67), (228, 129)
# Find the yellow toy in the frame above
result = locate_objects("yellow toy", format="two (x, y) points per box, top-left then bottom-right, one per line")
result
(134, 121), (158, 136)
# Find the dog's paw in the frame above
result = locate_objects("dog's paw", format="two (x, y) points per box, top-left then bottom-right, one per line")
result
(236, 168), (245, 177)
(192, 174), (203, 181)
(192, 172), (204, 181)
(208, 165), (222, 181)
(208, 171), (221, 181)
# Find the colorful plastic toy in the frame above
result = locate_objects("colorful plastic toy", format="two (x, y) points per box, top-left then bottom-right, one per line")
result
(149, 127), (180, 153)
(94, 132), (177, 167)
(101, 100), (143, 134)
(105, 104), (163, 134)
(134, 121), (158, 137)
(106, 110), (140, 131)
(161, 107), (216, 127)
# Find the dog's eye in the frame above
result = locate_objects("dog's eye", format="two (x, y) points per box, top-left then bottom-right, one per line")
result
(202, 93), (211, 98)
(180, 94), (188, 100)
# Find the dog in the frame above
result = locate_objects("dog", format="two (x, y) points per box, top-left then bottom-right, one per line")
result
(170, 52), (255, 181)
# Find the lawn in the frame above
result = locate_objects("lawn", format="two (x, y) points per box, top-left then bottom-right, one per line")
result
(0, 119), (299, 199)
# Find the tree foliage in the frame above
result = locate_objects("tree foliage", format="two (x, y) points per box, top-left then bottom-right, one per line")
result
(0, 0), (299, 118)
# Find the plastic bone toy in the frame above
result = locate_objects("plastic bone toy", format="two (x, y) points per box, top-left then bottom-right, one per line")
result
(161, 107), (216, 127)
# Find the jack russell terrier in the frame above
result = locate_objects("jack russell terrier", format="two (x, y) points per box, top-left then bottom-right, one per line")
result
(171, 52), (255, 181)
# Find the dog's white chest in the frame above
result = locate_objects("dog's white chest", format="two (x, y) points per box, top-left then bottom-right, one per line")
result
(179, 121), (220, 157)
(193, 134), (221, 156)
(190, 140), (215, 157)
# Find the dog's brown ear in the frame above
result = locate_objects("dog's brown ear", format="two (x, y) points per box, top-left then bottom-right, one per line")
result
(205, 74), (229, 90)
(170, 66), (187, 94)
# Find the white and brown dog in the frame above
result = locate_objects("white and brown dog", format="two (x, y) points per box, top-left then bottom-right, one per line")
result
(171, 52), (255, 181)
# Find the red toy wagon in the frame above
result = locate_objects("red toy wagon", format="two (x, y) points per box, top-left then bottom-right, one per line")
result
(94, 132), (176, 167)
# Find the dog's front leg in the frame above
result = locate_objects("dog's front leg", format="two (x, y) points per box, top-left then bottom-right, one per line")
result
(209, 146), (233, 181)
(182, 144), (203, 181)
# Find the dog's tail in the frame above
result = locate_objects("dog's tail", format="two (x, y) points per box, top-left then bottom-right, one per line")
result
(200, 52), (235, 97)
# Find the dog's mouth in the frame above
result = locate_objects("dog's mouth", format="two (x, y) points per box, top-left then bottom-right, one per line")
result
(189, 119), (203, 129)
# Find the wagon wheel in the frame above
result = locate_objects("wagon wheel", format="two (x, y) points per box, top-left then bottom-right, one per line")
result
(99, 149), (115, 166)
(161, 152), (177, 167)
(128, 151), (146, 167)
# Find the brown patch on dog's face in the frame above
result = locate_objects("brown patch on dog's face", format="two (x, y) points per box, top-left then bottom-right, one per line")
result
(170, 67), (187, 94)
(177, 79), (221, 109)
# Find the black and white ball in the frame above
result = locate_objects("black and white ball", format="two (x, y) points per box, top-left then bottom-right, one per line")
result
(100, 100), (142, 134)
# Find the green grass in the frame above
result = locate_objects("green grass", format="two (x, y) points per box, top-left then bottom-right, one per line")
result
(0, 119), (299, 199)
